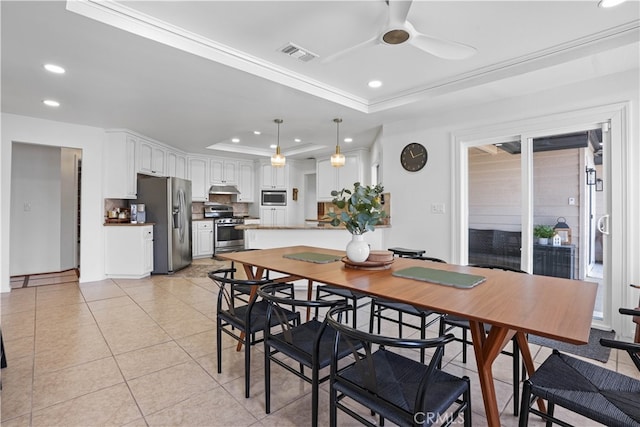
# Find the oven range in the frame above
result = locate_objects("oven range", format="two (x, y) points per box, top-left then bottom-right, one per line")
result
(203, 203), (245, 256)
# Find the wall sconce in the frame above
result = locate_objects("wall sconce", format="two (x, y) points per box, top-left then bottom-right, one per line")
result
(586, 167), (596, 185)
(596, 178), (604, 192)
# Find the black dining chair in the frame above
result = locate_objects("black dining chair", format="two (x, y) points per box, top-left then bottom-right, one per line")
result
(369, 255), (447, 363)
(326, 305), (472, 427)
(257, 284), (360, 427)
(315, 285), (369, 327)
(519, 305), (640, 426)
(519, 349), (640, 426)
(209, 268), (300, 398)
(439, 263), (527, 416)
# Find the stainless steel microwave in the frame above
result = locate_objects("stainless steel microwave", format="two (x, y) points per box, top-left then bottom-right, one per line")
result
(261, 190), (287, 206)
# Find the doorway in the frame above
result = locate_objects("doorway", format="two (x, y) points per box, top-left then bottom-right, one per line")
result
(455, 104), (628, 332)
(9, 142), (81, 278)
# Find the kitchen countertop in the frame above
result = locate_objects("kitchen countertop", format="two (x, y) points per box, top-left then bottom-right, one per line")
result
(103, 222), (155, 226)
(237, 224), (391, 230)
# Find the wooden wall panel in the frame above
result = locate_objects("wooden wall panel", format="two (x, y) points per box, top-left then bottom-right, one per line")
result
(469, 147), (581, 278)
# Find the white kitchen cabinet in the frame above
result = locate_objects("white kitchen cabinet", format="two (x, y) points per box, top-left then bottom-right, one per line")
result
(138, 139), (166, 176)
(104, 131), (137, 199)
(316, 153), (361, 201)
(166, 150), (187, 179)
(260, 206), (287, 226)
(192, 220), (214, 258)
(105, 225), (154, 279)
(188, 156), (209, 201)
(237, 161), (255, 202)
(260, 162), (288, 189)
(210, 159), (238, 185)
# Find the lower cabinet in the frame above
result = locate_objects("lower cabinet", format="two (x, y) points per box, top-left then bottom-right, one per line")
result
(105, 225), (154, 279)
(533, 244), (575, 279)
(260, 207), (287, 226)
(192, 220), (214, 258)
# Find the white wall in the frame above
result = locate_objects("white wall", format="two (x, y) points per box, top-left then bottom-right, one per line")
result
(1, 114), (106, 291)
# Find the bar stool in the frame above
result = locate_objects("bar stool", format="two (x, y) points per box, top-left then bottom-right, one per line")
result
(387, 247), (426, 258)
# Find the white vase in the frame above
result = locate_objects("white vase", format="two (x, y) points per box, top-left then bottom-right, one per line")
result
(346, 234), (370, 263)
(538, 237), (549, 245)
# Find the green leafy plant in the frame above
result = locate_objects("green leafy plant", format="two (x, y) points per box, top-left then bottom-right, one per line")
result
(533, 225), (555, 238)
(328, 182), (387, 235)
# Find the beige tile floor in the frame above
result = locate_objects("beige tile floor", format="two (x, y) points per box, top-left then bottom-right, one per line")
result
(1, 262), (638, 426)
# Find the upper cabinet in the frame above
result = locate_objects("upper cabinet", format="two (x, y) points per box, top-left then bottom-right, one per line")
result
(138, 139), (166, 176)
(260, 162), (288, 189)
(166, 151), (187, 179)
(237, 161), (255, 202)
(316, 152), (363, 201)
(104, 131), (138, 199)
(187, 156), (209, 202)
(210, 159), (238, 185)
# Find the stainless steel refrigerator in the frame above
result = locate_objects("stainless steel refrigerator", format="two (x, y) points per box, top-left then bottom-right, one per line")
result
(136, 175), (192, 274)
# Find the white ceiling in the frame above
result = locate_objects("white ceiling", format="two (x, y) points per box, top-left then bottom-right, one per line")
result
(2, 1), (639, 160)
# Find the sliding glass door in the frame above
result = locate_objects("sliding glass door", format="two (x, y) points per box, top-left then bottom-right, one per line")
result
(467, 140), (523, 271)
(457, 111), (619, 329)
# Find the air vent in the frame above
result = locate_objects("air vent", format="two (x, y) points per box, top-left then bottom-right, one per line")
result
(279, 42), (318, 62)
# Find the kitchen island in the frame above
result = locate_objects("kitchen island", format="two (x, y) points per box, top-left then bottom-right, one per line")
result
(238, 223), (390, 251)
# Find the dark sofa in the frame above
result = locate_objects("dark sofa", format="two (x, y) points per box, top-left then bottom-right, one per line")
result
(468, 228), (521, 270)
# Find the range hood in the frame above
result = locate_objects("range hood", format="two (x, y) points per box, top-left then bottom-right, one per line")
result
(208, 184), (240, 195)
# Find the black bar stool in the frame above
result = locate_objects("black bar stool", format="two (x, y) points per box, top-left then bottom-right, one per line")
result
(387, 247), (425, 258)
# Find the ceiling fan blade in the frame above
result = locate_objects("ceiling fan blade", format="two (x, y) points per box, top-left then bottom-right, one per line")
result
(410, 33), (477, 60)
(388, 0), (413, 27)
(322, 35), (379, 64)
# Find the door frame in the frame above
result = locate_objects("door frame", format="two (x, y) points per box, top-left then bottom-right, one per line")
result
(452, 102), (630, 334)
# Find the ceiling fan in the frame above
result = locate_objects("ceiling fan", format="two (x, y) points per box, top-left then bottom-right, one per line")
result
(322, 0), (477, 63)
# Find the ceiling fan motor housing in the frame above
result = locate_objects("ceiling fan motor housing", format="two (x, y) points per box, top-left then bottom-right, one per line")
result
(382, 29), (410, 45)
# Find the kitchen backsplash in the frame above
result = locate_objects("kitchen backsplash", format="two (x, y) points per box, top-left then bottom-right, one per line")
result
(192, 194), (249, 220)
(106, 197), (250, 222)
(316, 192), (391, 225)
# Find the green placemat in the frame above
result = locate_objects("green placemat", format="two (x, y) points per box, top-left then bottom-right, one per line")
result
(283, 252), (342, 264)
(393, 267), (486, 289)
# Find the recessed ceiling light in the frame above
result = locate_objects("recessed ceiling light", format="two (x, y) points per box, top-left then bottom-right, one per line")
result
(231, 138), (240, 143)
(253, 130), (261, 135)
(294, 138), (301, 143)
(43, 99), (60, 107)
(368, 80), (382, 88)
(598, 0), (627, 7)
(44, 63), (65, 74)
(344, 137), (353, 143)
(269, 144), (277, 149)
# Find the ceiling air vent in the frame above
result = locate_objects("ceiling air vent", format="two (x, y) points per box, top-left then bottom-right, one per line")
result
(279, 42), (318, 63)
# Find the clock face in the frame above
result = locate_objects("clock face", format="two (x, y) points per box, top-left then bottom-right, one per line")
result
(400, 143), (428, 172)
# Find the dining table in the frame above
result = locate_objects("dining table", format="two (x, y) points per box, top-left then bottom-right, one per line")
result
(217, 245), (598, 426)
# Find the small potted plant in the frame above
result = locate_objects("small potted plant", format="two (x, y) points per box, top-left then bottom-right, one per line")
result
(533, 225), (555, 245)
(328, 182), (386, 262)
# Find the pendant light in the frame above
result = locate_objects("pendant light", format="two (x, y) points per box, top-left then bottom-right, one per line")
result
(271, 118), (285, 167)
(331, 118), (345, 167)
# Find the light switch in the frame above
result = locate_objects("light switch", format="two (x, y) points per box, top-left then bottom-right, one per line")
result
(431, 203), (445, 214)
(568, 197), (576, 205)
(23, 202), (31, 212)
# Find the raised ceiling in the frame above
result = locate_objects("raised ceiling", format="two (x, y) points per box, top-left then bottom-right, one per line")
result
(1, 1), (639, 159)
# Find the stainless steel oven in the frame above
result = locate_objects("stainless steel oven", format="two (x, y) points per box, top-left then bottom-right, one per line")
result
(213, 217), (244, 254)
(203, 203), (245, 255)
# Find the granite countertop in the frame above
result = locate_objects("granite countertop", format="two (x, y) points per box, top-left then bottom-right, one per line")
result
(237, 224), (391, 230)
(103, 222), (155, 226)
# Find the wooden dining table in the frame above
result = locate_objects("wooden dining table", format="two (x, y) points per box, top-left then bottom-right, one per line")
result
(217, 245), (598, 426)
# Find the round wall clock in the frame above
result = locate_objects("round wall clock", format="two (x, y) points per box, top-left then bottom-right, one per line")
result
(400, 143), (428, 172)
